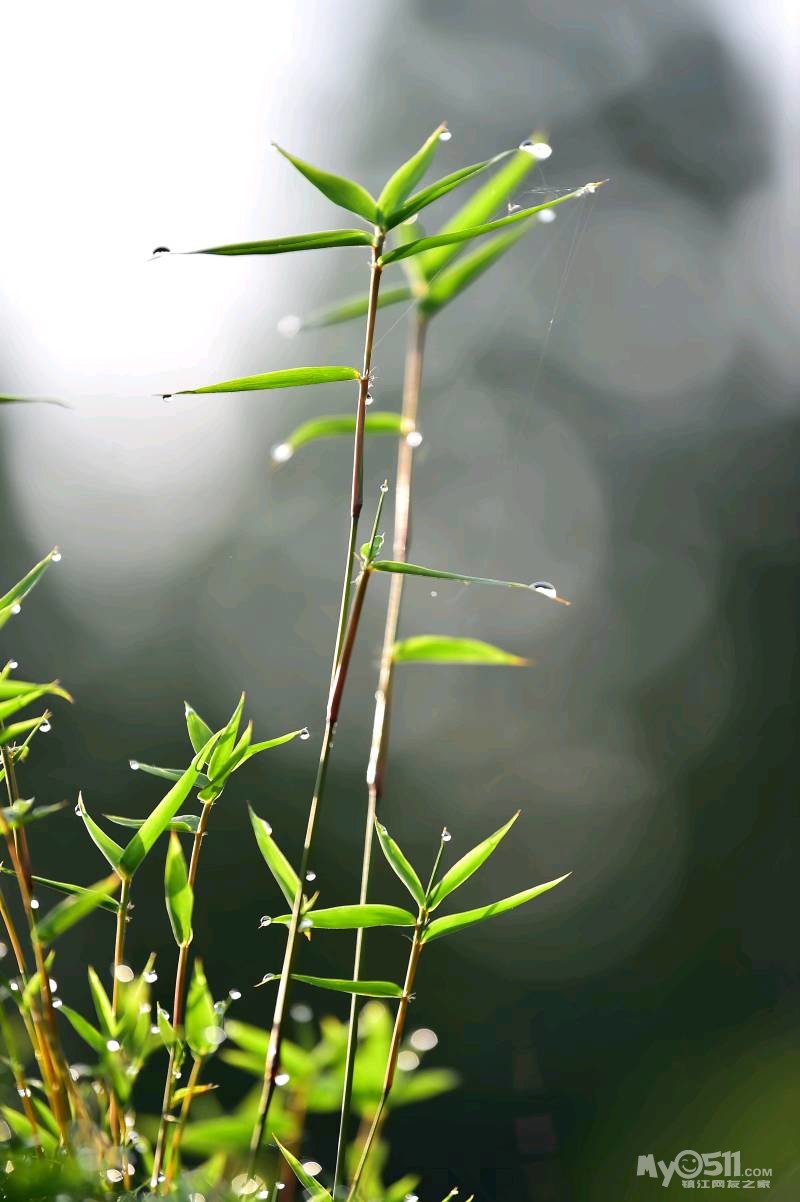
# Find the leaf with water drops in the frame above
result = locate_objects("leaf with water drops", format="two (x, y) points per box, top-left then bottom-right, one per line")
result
(422, 874), (570, 943)
(165, 832), (194, 947)
(380, 183), (604, 266)
(284, 974), (404, 999)
(168, 365), (361, 398)
(273, 144), (378, 225)
(377, 124), (447, 224)
(192, 228), (374, 256)
(386, 152), (511, 229)
(0, 547), (61, 629)
(372, 560), (570, 603)
(274, 1137), (333, 1201)
(419, 221), (535, 316)
(273, 411), (407, 463)
(76, 793), (124, 872)
(392, 635), (528, 666)
(185, 960), (219, 1057)
(374, 821), (426, 908)
(427, 813), (520, 910)
(295, 285), (413, 331)
(271, 903), (416, 930)
(0, 866), (120, 913)
(126, 760), (209, 785)
(33, 873), (120, 945)
(104, 811), (201, 834)
(248, 804), (302, 908)
(0, 713), (52, 747)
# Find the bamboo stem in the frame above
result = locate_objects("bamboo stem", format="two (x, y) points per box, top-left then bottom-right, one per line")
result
(164, 1053), (204, 1185)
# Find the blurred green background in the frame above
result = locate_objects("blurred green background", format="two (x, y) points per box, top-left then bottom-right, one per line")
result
(1, 1), (798, 1198)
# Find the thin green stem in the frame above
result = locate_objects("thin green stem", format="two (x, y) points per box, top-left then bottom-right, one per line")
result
(164, 1053), (204, 1185)
(334, 315), (427, 1196)
(110, 874), (132, 1184)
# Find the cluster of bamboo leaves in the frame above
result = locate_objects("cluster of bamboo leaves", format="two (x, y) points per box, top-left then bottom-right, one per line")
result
(0, 124), (600, 1199)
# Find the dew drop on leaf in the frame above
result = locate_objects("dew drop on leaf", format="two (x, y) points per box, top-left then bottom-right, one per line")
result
(406, 430), (423, 448)
(439, 129), (452, 142)
(305, 871), (316, 882)
(441, 827), (452, 843)
(530, 581), (557, 598)
(277, 314), (301, 338)
(538, 209), (556, 224)
(270, 443), (293, 464)
(40, 721), (51, 733)
(129, 760), (140, 771)
(259, 915), (272, 929)
(299, 727), (310, 741)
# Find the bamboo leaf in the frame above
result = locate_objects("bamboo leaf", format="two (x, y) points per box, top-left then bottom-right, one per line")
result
(207, 693), (245, 781)
(372, 561), (570, 603)
(387, 154), (510, 229)
(34, 873), (120, 944)
(271, 904), (415, 930)
(427, 813), (520, 910)
(275, 411), (407, 459)
(273, 144), (378, 224)
(76, 793), (124, 872)
(1, 1106), (58, 1153)
(298, 286), (413, 330)
(0, 394), (67, 408)
(392, 635), (528, 666)
(422, 874), (570, 943)
(104, 812), (201, 835)
(0, 799), (65, 828)
(235, 727), (305, 765)
(88, 966), (115, 1037)
(285, 975), (403, 999)
(374, 821), (426, 908)
(419, 221), (535, 316)
(128, 761), (204, 784)
(0, 678), (72, 703)
(168, 365), (361, 398)
(0, 715), (51, 746)
(185, 960), (218, 1057)
(0, 687), (62, 723)
(184, 701), (213, 754)
(0, 866), (120, 913)
(248, 805), (301, 908)
(378, 124), (446, 223)
(193, 229), (374, 256)
(274, 1137), (333, 1201)
(165, 833), (193, 946)
(0, 548), (60, 613)
(119, 736), (219, 876)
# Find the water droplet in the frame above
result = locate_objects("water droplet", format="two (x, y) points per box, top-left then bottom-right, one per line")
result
(277, 314), (301, 338)
(204, 1025), (226, 1048)
(380, 479), (389, 494)
(232, 1173), (262, 1197)
(144, 970), (158, 984)
(52, 997), (62, 1009)
(439, 129), (452, 142)
(290, 1002), (313, 1023)
(538, 209), (556, 224)
(405, 1195), (420, 1202)
(276, 1185), (285, 1192)
(530, 580), (557, 598)
(299, 727), (310, 741)
(275, 1072), (290, 1087)
(39, 720), (51, 733)
(270, 442), (294, 464)
(305, 871), (316, 882)
(259, 915), (272, 929)
(299, 917), (313, 931)
(139, 1002), (150, 1014)
(507, 202), (521, 213)
(10, 605), (20, 616)
(441, 827), (452, 842)
(51, 551), (62, 563)
(410, 1026), (438, 1052)
(106, 1039), (121, 1052)
(49, 978), (58, 993)
(519, 140), (552, 160)
(0, 943), (7, 960)
(406, 430), (423, 448)
(9, 982), (18, 992)
(74, 803), (81, 815)
(229, 988), (242, 1001)
(29, 897), (39, 910)
(397, 1049), (419, 1071)
(301, 1161), (321, 1177)
(257, 973), (276, 987)
(173, 1068), (182, 1081)
(150, 1025), (159, 1035)
(115, 964), (134, 984)
(152, 247), (171, 256)
(365, 391), (374, 406)
(129, 759), (140, 771)
(16, 1087), (31, 1098)
(430, 590), (438, 598)
(7, 661), (17, 670)
(106, 1168), (124, 1183)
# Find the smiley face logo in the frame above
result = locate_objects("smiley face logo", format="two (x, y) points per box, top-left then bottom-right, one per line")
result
(675, 1150), (704, 1179)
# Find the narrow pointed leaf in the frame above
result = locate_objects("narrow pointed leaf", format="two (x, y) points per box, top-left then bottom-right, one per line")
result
(248, 805), (300, 908)
(273, 144), (378, 224)
(207, 693), (245, 781)
(0, 548), (60, 612)
(392, 636), (528, 666)
(170, 365), (361, 398)
(0, 678), (71, 703)
(165, 833), (193, 946)
(119, 736), (219, 876)
(289, 974), (403, 999)
(420, 221), (535, 316)
(428, 813), (520, 910)
(237, 726), (304, 763)
(381, 185), (602, 266)
(1, 800), (65, 828)
(1, 394), (66, 408)
(128, 762), (189, 783)
(1, 1106), (58, 1153)
(422, 874), (570, 943)
(0, 715), (51, 746)
(378, 124), (446, 222)
(0, 687), (60, 723)
(372, 560), (570, 603)
(388, 154), (510, 229)
(184, 702), (213, 754)
(76, 794), (124, 872)
(186, 960), (218, 1057)
(34, 873), (120, 944)
(374, 821), (426, 908)
(299, 285), (413, 330)
(274, 1137), (333, 1200)
(105, 812), (201, 835)
(194, 229), (373, 255)
(88, 966), (115, 1036)
(278, 411), (407, 457)
(272, 904), (415, 930)
(0, 867), (120, 913)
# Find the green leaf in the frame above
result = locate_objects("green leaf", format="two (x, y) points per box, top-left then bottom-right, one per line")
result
(273, 144), (378, 224)
(274, 1137), (333, 1201)
(271, 904), (415, 930)
(392, 635), (528, 666)
(184, 701), (213, 754)
(1, 1106), (58, 1153)
(0, 678), (72, 703)
(419, 221), (535, 316)
(207, 693), (246, 782)
(88, 966), (115, 1037)
(157, 1005), (177, 1048)
(374, 821), (426, 908)
(0, 547), (60, 613)
(34, 873), (120, 944)
(0, 866), (120, 913)
(381, 184), (602, 266)
(387, 153), (509, 229)
(419, 140), (544, 277)
(186, 960), (219, 1057)
(248, 805), (301, 908)
(76, 793), (124, 872)
(128, 761), (199, 783)
(119, 736), (219, 876)
(0, 686), (65, 723)
(0, 394), (67, 408)
(165, 833), (194, 946)
(0, 799), (65, 828)
(427, 813), (520, 910)
(372, 561), (569, 603)
(0, 714), (52, 746)
(276, 411), (407, 458)
(169, 365), (361, 398)
(378, 124), (446, 224)
(193, 229), (374, 256)
(298, 286), (413, 330)
(104, 811), (201, 834)
(287, 975), (403, 999)
(421, 874), (570, 943)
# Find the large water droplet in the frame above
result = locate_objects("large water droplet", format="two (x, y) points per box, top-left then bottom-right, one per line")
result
(301, 1161), (321, 1177)
(10, 604), (21, 616)
(144, 970), (158, 984)
(129, 760), (140, 771)
(299, 727), (310, 741)
(29, 897), (39, 910)
(259, 915), (272, 929)
(270, 442), (294, 464)
(365, 392), (374, 406)
(441, 827), (452, 843)
(275, 1072), (290, 1087)
(538, 209), (556, 224)
(229, 988), (242, 1001)
(406, 430), (423, 448)
(39, 720), (51, 733)
(51, 551), (62, 563)
(8, 660), (18, 670)
(290, 1002), (313, 1023)
(277, 314), (301, 338)
(530, 581), (557, 598)
(115, 964), (134, 984)
(397, 1049), (419, 1071)
(305, 871), (316, 883)
(410, 1027), (439, 1052)
(106, 1039), (121, 1052)
(519, 140), (552, 160)
(439, 129), (452, 142)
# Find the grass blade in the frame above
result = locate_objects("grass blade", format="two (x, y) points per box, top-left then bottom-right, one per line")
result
(377, 124), (446, 224)
(427, 813), (520, 910)
(374, 821), (426, 907)
(271, 903), (415, 930)
(0, 866), (120, 913)
(88, 966), (116, 1036)
(0, 547), (60, 612)
(168, 365), (361, 398)
(76, 793), (124, 871)
(273, 144), (378, 224)
(248, 805), (300, 908)
(34, 873), (120, 944)
(422, 874), (570, 943)
(165, 832), (194, 946)
(104, 812), (201, 834)
(184, 702), (213, 753)
(285, 975), (403, 999)
(193, 229), (373, 255)
(60, 1005), (107, 1056)
(0, 678), (71, 703)
(298, 285), (413, 330)
(274, 1137), (333, 1200)
(419, 221), (535, 316)
(274, 412), (407, 459)
(387, 154), (510, 229)
(372, 560), (570, 603)
(392, 635), (528, 666)
(186, 960), (218, 1057)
